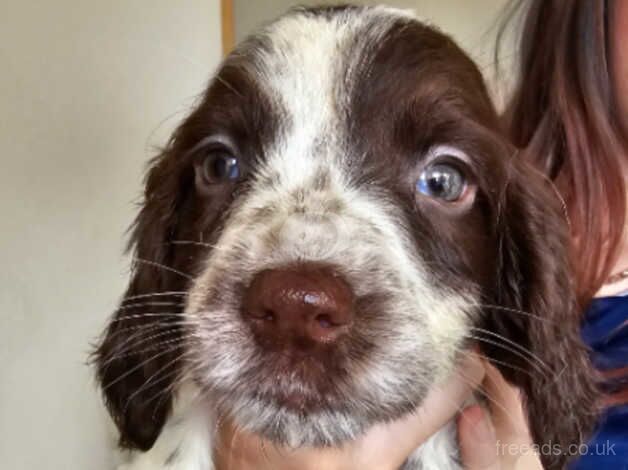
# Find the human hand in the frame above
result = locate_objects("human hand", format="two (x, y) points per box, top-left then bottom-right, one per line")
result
(458, 362), (543, 470)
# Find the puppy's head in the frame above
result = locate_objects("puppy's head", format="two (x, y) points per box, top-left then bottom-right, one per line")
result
(95, 6), (598, 468)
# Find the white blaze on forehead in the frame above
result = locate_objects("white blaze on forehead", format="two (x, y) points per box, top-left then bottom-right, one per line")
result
(249, 7), (418, 188)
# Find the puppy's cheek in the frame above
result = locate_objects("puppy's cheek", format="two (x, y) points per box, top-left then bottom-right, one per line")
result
(424, 291), (478, 381)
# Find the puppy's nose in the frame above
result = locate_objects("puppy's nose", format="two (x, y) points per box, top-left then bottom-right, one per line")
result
(242, 265), (354, 347)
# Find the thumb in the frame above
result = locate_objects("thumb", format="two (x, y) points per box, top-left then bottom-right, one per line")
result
(458, 405), (500, 470)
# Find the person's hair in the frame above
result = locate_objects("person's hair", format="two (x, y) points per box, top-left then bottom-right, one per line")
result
(498, 0), (627, 305)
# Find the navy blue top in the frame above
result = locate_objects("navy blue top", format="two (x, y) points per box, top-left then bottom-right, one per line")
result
(571, 296), (628, 469)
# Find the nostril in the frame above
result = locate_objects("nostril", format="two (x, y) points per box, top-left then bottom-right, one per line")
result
(263, 309), (275, 322)
(315, 313), (334, 329)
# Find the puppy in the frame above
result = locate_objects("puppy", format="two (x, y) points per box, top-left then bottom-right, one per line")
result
(95, 5), (598, 469)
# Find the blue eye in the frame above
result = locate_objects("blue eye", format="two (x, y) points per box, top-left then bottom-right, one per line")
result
(417, 163), (466, 202)
(203, 151), (240, 182)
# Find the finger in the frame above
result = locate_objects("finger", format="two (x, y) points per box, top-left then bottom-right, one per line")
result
(480, 362), (543, 470)
(482, 362), (531, 439)
(458, 405), (500, 470)
(355, 354), (486, 469)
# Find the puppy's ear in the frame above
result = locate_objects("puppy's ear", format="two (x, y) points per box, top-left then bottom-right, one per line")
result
(481, 159), (600, 469)
(94, 150), (188, 451)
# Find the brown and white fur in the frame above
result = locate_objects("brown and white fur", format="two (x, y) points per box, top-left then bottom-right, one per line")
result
(94, 5), (599, 469)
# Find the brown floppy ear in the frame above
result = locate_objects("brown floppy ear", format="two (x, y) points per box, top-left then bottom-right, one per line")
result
(480, 159), (600, 469)
(93, 150), (189, 451)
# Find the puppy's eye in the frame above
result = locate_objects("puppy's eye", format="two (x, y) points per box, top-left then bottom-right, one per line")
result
(416, 163), (466, 202)
(202, 150), (240, 183)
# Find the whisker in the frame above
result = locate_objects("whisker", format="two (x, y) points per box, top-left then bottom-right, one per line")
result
(102, 334), (202, 364)
(115, 300), (185, 311)
(528, 164), (572, 230)
(123, 350), (197, 414)
(215, 75), (244, 99)
(481, 356), (535, 379)
(169, 239), (224, 250)
(469, 326), (552, 372)
(458, 348), (536, 380)
(97, 321), (201, 361)
(464, 334), (549, 379)
(470, 303), (555, 324)
(132, 258), (193, 281)
(102, 329), (196, 366)
(101, 345), (182, 391)
(118, 291), (188, 304)
(145, 370), (193, 419)
(150, 370), (204, 419)
(108, 312), (194, 325)
(103, 318), (201, 341)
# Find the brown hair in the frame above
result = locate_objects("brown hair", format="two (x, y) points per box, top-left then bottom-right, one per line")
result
(499, 0), (627, 305)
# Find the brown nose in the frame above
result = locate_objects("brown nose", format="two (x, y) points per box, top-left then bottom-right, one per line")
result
(242, 265), (354, 348)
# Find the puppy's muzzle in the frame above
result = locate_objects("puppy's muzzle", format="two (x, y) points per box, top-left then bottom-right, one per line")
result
(242, 264), (355, 351)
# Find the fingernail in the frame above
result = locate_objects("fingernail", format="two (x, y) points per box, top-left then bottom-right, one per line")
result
(461, 405), (493, 441)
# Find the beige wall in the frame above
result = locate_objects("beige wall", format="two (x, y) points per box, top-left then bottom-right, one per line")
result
(234, 0), (515, 103)
(0, 1), (221, 468)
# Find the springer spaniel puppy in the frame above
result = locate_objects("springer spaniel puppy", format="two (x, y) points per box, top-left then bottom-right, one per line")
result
(95, 5), (598, 469)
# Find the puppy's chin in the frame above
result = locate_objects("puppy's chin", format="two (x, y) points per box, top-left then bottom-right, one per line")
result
(222, 397), (366, 448)
(216, 389), (426, 448)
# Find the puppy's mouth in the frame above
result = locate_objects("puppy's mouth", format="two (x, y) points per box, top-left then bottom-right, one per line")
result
(250, 347), (352, 414)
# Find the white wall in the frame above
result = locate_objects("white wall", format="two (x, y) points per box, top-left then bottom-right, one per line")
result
(0, 1), (222, 468)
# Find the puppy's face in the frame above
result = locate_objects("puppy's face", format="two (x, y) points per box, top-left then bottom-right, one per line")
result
(96, 6), (598, 468)
(184, 8), (499, 446)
